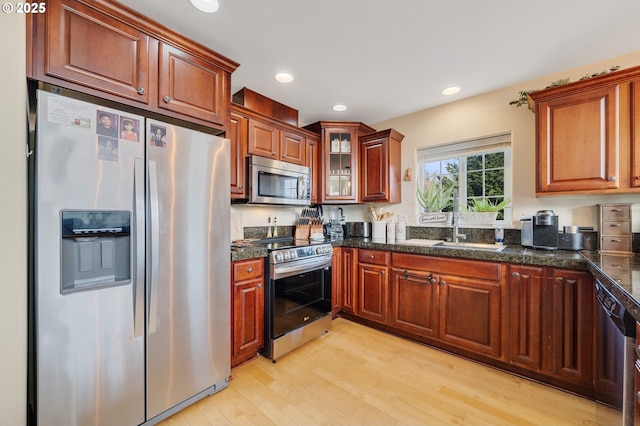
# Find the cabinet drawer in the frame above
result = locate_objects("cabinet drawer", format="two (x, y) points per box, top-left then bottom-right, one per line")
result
(601, 254), (632, 271)
(600, 236), (632, 252)
(359, 249), (390, 266)
(601, 221), (631, 236)
(392, 253), (501, 282)
(233, 258), (264, 281)
(601, 205), (631, 221)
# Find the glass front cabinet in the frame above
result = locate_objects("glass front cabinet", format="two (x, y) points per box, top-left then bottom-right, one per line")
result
(304, 121), (375, 203)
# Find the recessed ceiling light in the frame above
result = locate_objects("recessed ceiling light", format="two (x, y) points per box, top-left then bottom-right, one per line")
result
(190, 0), (219, 13)
(274, 72), (294, 83)
(442, 86), (461, 96)
(332, 104), (347, 112)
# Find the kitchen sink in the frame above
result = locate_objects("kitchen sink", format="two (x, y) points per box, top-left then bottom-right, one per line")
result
(434, 241), (507, 252)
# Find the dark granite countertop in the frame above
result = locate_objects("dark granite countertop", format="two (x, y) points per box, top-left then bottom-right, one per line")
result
(229, 237), (640, 322)
(581, 251), (640, 322)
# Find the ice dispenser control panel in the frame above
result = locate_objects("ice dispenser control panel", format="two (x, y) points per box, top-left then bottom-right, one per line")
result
(60, 210), (131, 294)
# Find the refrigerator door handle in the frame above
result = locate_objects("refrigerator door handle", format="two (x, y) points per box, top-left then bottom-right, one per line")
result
(148, 160), (160, 333)
(134, 158), (145, 337)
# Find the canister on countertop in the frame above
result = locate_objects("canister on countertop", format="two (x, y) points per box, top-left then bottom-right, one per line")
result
(558, 225), (584, 251)
(386, 222), (396, 243)
(396, 222), (407, 242)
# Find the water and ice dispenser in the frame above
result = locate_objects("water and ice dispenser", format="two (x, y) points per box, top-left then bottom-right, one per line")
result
(60, 210), (131, 294)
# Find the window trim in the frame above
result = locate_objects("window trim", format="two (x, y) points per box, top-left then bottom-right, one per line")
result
(416, 132), (513, 227)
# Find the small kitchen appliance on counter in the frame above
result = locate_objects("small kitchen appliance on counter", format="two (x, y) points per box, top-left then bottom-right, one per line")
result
(344, 222), (371, 238)
(521, 210), (559, 250)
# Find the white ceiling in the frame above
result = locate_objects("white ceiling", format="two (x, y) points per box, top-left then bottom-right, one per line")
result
(118, 0), (640, 126)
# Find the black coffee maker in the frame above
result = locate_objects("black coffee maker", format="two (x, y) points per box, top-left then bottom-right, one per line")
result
(532, 210), (559, 250)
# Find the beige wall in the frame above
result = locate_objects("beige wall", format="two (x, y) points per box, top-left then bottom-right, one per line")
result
(355, 51), (640, 230)
(0, 13), (27, 426)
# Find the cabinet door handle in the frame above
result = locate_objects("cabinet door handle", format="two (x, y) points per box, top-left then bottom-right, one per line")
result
(636, 345), (640, 358)
(608, 176), (617, 181)
(636, 391), (640, 404)
(163, 96), (171, 103)
(283, 154), (287, 158)
(556, 277), (564, 283)
(137, 87), (145, 95)
(369, 255), (374, 259)
(238, 185), (243, 189)
(380, 270), (385, 275)
(636, 176), (640, 179)
(440, 280), (446, 285)
(248, 267), (253, 273)
(512, 272), (520, 278)
(272, 152), (276, 156)
(258, 283), (262, 288)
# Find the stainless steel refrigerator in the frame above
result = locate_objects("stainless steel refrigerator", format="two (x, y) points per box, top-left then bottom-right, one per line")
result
(30, 87), (230, 425)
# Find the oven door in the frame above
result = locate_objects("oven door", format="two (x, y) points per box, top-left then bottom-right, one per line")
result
(270, 260), (331, 338)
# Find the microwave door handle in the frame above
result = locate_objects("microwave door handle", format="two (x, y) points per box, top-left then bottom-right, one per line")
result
(298, 176), (305, 200)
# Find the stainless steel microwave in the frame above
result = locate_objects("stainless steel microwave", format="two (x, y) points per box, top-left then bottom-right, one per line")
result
(247, 155), (311, 205)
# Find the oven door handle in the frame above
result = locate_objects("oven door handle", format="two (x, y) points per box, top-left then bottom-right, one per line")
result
(271, 257), (332, 280)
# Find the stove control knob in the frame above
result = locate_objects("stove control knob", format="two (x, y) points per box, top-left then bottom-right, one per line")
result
(284, 251), (291, 260)
(275, 252), (284, 262)
(292, 251), (298, 259)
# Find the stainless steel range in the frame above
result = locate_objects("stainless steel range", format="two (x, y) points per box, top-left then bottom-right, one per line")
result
(257, 238), (333, 362)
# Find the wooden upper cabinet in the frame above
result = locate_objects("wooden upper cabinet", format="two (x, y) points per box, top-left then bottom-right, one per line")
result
(28, 0), (238, 131)
(229, 111), (248, 199)
(280, 130), (306, 165)
(248, 119), (279, 159)
(303, 121), (376, 204)
(158, 43), (228, 127)
(38, 0), (152, 104)
(534, 85), (619, 193)
(305, 135), (320, 204)
(529, 66), (640, 195)
(632, 80), (640, 188)
(360, 129), (404, 203)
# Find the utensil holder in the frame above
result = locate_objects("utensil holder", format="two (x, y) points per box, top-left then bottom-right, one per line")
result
(372, 221), (386, 241)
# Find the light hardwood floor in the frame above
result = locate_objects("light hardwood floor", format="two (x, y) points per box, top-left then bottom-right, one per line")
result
(159, 318), (620, 425)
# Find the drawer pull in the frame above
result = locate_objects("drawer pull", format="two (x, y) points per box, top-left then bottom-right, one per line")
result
(248, 267), (253, 273)
(637, 391), (640, 403)
(636, 345), (640, 358)
(608, 176), (617, 181)
(369, 255), (374, 259)
(609, 224), (622, 227)
(380, 270), (385, 275)
(163, 96), (171, 103)
(512, 272), (520, 278)
(137, 87), (145, 95)
(556, 277), (564, 283)
(611, 208), (622, 212)
(610, 239), (622, 243)
(258, 284), (262, 288)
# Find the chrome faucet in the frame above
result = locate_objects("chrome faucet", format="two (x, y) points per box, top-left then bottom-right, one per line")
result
(452, 194), (466, 243)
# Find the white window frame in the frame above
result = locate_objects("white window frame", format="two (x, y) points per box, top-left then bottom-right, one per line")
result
(416, 132), (513, 227)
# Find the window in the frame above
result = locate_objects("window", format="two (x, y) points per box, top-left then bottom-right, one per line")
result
(416, 132), (512, 225)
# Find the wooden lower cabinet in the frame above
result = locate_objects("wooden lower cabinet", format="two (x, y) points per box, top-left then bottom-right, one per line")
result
(439, 273), (502, 357)
(231, 258), (264, 368)
(548, 269), (594, 389)
(357, 250), (390, 324)
(340, 248), (357, 314)
(507, 265), (543, 370)
(389, 253), (503, 358)
(507, 266), (594, 391)
(331, 247), (342, 317)
(338, 250), (601, 401)
(389, 268), (438, 338)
